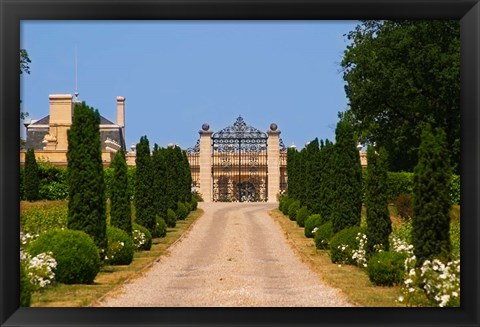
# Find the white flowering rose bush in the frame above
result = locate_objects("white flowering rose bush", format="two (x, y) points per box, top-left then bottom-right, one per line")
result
(390, 223), (460, 307)
(20, 250), (57, 291)
(132, 223), (152, 251)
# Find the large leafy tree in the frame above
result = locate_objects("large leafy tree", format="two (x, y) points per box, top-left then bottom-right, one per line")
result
(412, 125), (451, 265)
(341, 20), (460, 173)
(365, 146), (391, 255)
(24, 148), (39, 201)
(109, 149), (132, 236)
(135, 136), (156, 234)
(331, 118), (363, 233)
(67, 102), (107, 250)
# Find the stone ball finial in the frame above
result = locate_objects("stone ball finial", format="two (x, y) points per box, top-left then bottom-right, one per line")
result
(202, 123), (210, 131)
(270, 123), (278, 131)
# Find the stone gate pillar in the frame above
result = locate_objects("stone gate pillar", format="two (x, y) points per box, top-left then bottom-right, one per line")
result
(198, 123), (213, 202)
(267, 123), (281, 203)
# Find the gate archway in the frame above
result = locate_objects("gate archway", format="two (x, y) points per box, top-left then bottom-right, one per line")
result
(212, 117), (268, 202)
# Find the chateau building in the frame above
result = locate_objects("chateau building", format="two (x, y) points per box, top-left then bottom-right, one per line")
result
(20, 94), (130, 166)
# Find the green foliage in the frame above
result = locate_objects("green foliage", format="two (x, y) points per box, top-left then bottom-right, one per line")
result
(295, 206), (309, 228)
(164, 147), (179, 210)
(67, 102), (107, 250)
(154, 216), (168, 238)
(152, 144), (168, 217)
(28, 229), (100, 284)
(365, 146), (392, 255)
(287, 200), (301, 221)
(395, 193), (413, 220)
(329, 226), (365, 264)
(21, 202), (68, 235)
(105, 226), (134, 265)
(304, 139), (321, 213)
(341, 20), (460, 173)
(109, 150), (132, 236)
(367, 251), (406, 286)
(314, 221), (334, 249)
(20, 261), (32, 307)
(385, 172), (413, 203)
(176, 202), (188, 220)
(450, 174), (460, 205)
(190, 197), (198, 211)
(24, 148), (40, 201)
(166, 208), (177, 228)
(304, 214), (322, 238)
(412, 125), (452, 265)
(134, 136), (156, 235)
(281, 197), (294, 216)
(317, 139), (336, 222)
(331, 119), (363, 233)
(20, 49), (31, 75)
(35, 163), (69, 200)
(192, 191), (203, 202)
(132, 223), (152, 251)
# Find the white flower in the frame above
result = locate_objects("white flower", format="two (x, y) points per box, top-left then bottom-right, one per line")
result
(398, 295), (404, 302)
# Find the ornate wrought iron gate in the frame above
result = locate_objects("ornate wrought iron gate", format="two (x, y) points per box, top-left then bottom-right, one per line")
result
(212, 117), (268, 202)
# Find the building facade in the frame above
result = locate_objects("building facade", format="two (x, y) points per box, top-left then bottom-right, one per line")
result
(20, 94), (130, 166)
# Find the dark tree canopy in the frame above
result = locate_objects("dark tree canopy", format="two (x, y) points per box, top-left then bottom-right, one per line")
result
(152, 144), (168, 217)
(109, 149), (132, 236)
(24, 148), (39, 201)
(412, 125), (452, 265)
(67, 102), (107, 250)
(341, 20), (460, 173)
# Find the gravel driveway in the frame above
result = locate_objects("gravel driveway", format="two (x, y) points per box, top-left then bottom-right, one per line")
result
(99, 202), (353, 307)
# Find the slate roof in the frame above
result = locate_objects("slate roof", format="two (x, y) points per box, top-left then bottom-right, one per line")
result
(29, 115), (117, 126)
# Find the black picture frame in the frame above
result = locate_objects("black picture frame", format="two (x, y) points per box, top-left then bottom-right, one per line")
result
(1, 0), (479, 326)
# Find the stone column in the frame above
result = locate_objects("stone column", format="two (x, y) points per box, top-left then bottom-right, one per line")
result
(198, 123), (213, 202)
(116, 96), (126, 143)
(267, 123), (281, 203)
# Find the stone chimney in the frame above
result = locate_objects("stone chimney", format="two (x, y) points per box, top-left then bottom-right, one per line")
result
(45, 94), (73, 150)
(117, 96), (125, 142)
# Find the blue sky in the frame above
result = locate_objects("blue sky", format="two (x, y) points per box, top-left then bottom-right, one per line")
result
(21, 21), (359, 150)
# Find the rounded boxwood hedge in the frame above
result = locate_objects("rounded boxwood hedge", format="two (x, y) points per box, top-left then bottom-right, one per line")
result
(166, 208), (177, 228)
(329, 225), (365, 264)
(20, 261), (32, 307)
(287, 200), (301, 221)
(154, 216), (167, 238)
(367, 251), (406, 286)
(190, 198), (198, 211)
(314, 221), (334, 249)
(132, 223), (152, 251)
(305, 214), (322, 238)
(282, 197), (294, 215)
(105, 226), (134, 265)
(295, 206), (309, 228)
(28, 229), (100, 284)
(176, 202), (188, 220)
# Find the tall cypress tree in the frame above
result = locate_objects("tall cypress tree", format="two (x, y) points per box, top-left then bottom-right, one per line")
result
(24, 148), (39, 201)
(318, 139), (336, 223)
(67, 102), (107, 250)
(365, 146), (392, 255)
(304, 139), (321, 213)
(109, 149), (132, 236)
(135, 136), (156, 234)
(331, 119), (363, 233)
(152, 144), (168, 217)
(182, 150), (193, 203)
(173, 146), (186, 203)
(286, 147), (297, 199)
(412, 124), (452, 265)
(163, 146), (181, 210)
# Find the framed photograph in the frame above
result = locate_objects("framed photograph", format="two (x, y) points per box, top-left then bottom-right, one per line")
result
(1, 0), (479, 326)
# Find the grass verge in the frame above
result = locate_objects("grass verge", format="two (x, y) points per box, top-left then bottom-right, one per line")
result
(269, 208), (403, 307)
(30, 208), (204, 307)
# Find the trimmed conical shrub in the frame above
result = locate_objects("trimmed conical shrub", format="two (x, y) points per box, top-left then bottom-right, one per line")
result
(24, 148), (39, 201)
(135, 136), (156, 235)
(365, 146), (392, 255)
(67, 102), (106, 250)
(412, 124), (452, 265)
(109, 149), (132, 236)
